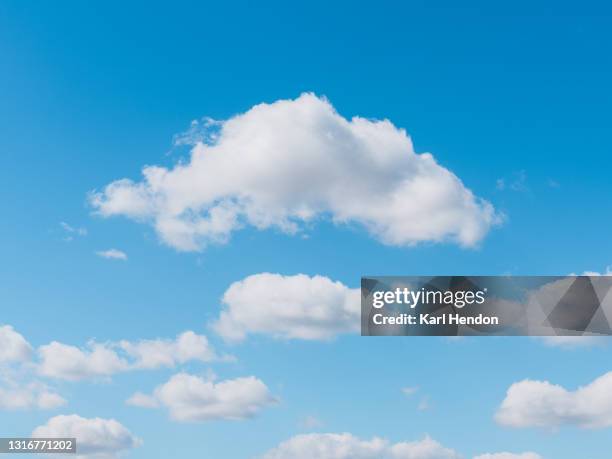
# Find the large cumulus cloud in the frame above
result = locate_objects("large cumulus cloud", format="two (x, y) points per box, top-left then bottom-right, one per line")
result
(90, 94), (499, 251)
(496, 371), (612, 429)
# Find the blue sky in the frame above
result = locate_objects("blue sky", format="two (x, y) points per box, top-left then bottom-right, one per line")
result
(1, 1), (612, 458)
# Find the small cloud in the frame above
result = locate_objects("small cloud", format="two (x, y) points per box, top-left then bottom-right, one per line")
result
(581, 265), (612, 276)
(569, 266), (612, 276)
(402, 386), (419, 397)
(0, 382), (66, 411)
(96, 249), (128, 260)
(126, 392), (159, 409)
(496, 171), (528, 193)
(59, 222), (87, 242)
(0, 325), (33, 363)
(60, 222), (87, 236)
(547, 178), (560, 188)
(130, 372), (277, 422)
(474, 453), (543, 459)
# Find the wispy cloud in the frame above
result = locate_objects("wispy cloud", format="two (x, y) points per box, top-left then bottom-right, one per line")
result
(401, 386), (419, 397)
(96, 249), (128, 260)
(496, 170), (528, 192)
(59, 221), (87, 242)
(474, 453), (542, 459)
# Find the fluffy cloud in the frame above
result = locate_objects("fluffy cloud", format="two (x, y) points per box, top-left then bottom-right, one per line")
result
(118, 331), (219, 369)
(212, 273), (360, 342)
(95, 249), (128, 260)
(128, 372), (276, 422)
(0, 382), (65, 410)
(32, 415), (141, 459)
(474, 454), (542, 459)
(38, 331), (219, 381)
(0, 326), (65, 411)
(38, 341), (129, 381)
(261, 433), (461, 459)
(90, 93), (498, 251)
(125, 392), (159, 408)
(495, 371), (612, 428)
(0, 325), (32, 363)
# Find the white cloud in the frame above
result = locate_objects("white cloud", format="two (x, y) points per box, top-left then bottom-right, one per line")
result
(125, 392), (159, 408)
(37, 391), (67, 409)
(90, 93), (499, 252)
(0, 325), (32, 363)
(130, 372), (276, 422)
(37, 331), (220, 381)
(402, 386), (419, 396)
(581, 266), (612, 276)
(0, 382), (65, 410)
(496, 171), (528, 193)
(60, 222), (87, 241)
(212, 273), (360, 342)
(261, 433), (461, 459)
(38, 341), (129, 381)
(474, 454), (542, 459)
(495, 371), (612, 428)
(118, 331), (219, 369)
(32, 415), (141, 459)
(0, 326), (65, 411)
(60, 222), (88, 236)
(95, 249), (128, 260)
